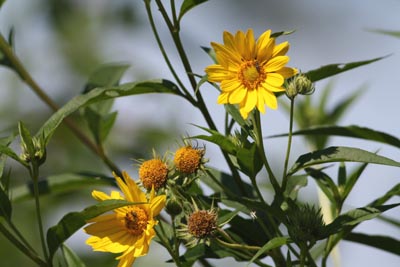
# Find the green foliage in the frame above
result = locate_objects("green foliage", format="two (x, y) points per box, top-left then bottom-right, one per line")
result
(178, 0), (208, 21)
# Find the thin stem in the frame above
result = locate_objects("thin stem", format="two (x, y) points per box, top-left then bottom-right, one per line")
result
(30, 162), (50, 266)
(156, 222), (184, 267)
(252, 111), (281, 194)
(0, 223), (47, 266)
(6, 219), (38, 255)
(171, 216), (181, 263)
(0, 33), (121, 177)
(215, 237), (261, 251)
(281, 98), (295, 191)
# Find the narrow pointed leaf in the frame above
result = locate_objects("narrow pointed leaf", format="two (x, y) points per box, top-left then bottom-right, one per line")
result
(47, 199), (141, 259)
(0, 144), (28, 167)
(36, 79), (179, 146)
(345, 232), (400, 256)
(326, 203), (400, 235)
(248, 237), (291, 265)
(285, 175), (308, 199)
(179, 0), (208, 21)
(191, 125), (238, 155)
(62, 244), (87, 267)
(368, 29), (400, 39)
(305, 56), (387, 82)
(369, 183), (400, 207)
(288, 146), (400, 175)
(0, 186), (11, 219)
(271, 125), (400, 149)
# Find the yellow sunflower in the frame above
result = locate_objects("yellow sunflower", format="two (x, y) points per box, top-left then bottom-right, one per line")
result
(84, 171), (166, 267)
(205, 29), (298, 119)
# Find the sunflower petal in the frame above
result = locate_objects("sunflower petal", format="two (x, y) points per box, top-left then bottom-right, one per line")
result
(265, 73), (284, 87)
(272, 41), (289, 57)
(243, 89), (257, 112)
(275, 67), (298, 78)
(220, 79), (242, 92)
(228, 86), (247, 104)
(217, 92), (229, 104)
(205, 64), (234, 82)
(264, 56), (289, 72)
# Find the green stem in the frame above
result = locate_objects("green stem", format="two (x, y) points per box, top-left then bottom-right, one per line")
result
(0, 33), (121, 177)
(0, 223), (47, 266)
(6, 219), (38, 256)
(215, 237), (261, 251)
(281, 98), (295, 192)
(30, 162), (51, 266)
(155, 222), (184, 267)
(252, 111), (280, 194)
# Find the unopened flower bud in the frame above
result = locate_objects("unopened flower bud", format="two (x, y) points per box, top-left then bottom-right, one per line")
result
(165, 196), (183, 216)
(286, 74), (315, 99)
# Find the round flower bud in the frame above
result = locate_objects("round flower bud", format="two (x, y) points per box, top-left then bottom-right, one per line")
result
(138, 158), (168, 191)
(174, 146), (205, 174)
(286, 74), (315, 99)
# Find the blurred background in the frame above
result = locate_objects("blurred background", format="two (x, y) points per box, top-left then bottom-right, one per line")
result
(0, 0), (399, 266)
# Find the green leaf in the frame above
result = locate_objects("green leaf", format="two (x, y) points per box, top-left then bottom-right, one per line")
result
(288, 146), (400, 176)
(11, 172), (116, 202)
(0, 144), (28, 167)
(83, 63), (130, 93)
(248, 237), (291, 265)
(305, 168), (341, 204)
(35, 79), (179, 146)
(178, 0), (208, 21)
(0, 185), (11, 219)
(18, 121), (35, 158)
(191, 125), (238, 155)
(345, 232), (400, 256)
(342, 162), (368, 201)
(284, 175), (308, 200)
(271, 30), (296, 38)
(326, 203), (400, 235)
(47, 199), (141, 259)
(305, 56), (387, 82)
(272, 125), (400, 149)
(61, 244), (87, 267)
(369, 183), (400, 207)
(368, 29), (400, 39)
(236, 142), (263, 178)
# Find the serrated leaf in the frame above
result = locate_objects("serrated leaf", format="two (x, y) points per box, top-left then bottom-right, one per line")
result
(273, 125), (400, 149)
(47, 199), (141, 259)
(288, 146), (400, 176)
(35, 79), (179, 146)
(305, 56), (387, 82)
(61, 244), (87, 267)
(345, 232), (400, 255)
(178, 0), (208, 21)
(248, 236), (291, 265)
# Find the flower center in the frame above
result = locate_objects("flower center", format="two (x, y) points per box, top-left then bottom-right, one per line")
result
(238, 60), (265, 90)
(139, 159), (168, 190)
(188, 210), (217, 238)
(124, 207), (148, 236)
(174, 146), (204, 174)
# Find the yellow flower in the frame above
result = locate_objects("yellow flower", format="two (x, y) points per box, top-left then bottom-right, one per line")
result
(138, 158), (169, 191)
(205, 29), (298, 119)
(174, 145), (205, 174)
(84, 171), (166, 267)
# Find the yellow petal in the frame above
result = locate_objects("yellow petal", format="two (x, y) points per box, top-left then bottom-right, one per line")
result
(150, 195), (166, 217)
(243, 89), (257, 112)
(92, 190), (112, 201)
(256, 90), (266, 114)
(272, 41), (289, 57)
(261, 89), (278, 109)
(86, 231), (129, 253)
(264, 55), (289, 72)
(84, 217), (124, 236)
(265, 73), (284, 87)
(245, 29), (256, 59)
(211, 42), (241, 67)
(239, 107), (249, 119)
(275, 67), (298, 78)
(217, 92), (229, 104)
(228, 86), (247, 104)
(234, 30), (247, 59)
(205, 64), (234, 82)
(220, 79), (242, 92)
(117, 248), (136, 267)
(261, 81), (286, 93)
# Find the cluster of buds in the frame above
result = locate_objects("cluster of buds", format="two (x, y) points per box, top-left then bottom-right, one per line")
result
(20, 136), (46, 165)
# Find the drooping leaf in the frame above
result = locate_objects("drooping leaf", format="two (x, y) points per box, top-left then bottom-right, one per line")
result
(305, 168), (341, 204)
(47, 199), (141, 259)
(345, 232), (400, 256)
(36, 79), (179, 146)
(288, 146), (400, 176)
(61, 244), (87, 267)
(248, 237), (291, 265)
(305, 56), (387, 82)
(271, 125), (400, 149)
(178, 0), (208, 21)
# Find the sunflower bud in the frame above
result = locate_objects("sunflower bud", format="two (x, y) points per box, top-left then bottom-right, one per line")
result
(286, 74), (315, 99)
(286, 204), (326, 246)
(174, 145), (205, 175)
(138, 158), (168, 191)
(165, 195), (183, 216)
